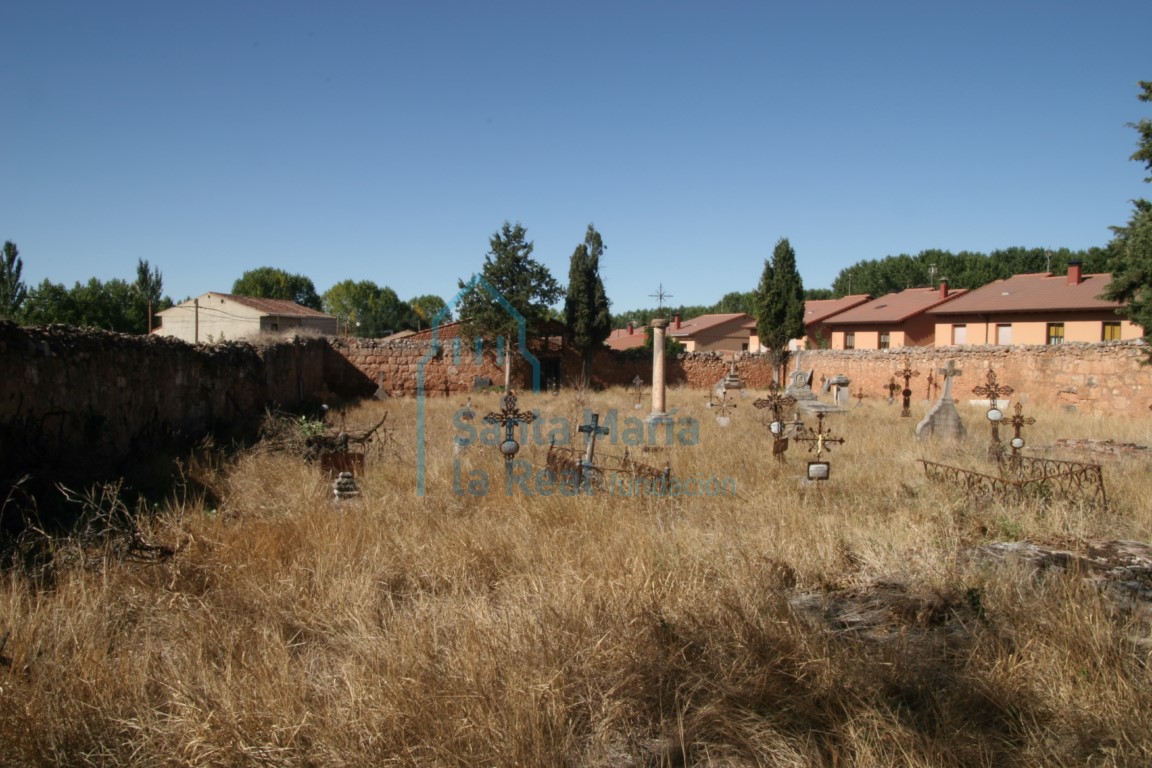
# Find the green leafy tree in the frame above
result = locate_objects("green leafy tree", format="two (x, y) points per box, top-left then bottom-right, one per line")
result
(457, 221), (561, 389)
(1102, 82), (1152, 348)
(409, 294), (449, 329)
(1101, 200), (1152, 337)
(232, 267), (322, 310)
(322, 280), (419, 337)
(1131, 80), (1152, 182)
(135, 259), (164, 333)
(1, 241), (28, 322)
(715, 290), (757, 315)
(564, 224), (612, 383)
(23, 279), (75, 325)
(755, 237), (806, 383)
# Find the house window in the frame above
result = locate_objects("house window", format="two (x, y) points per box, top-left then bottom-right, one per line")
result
(1102, 321), (1121, 341)
(995, 324), (1012, 345)
(878, 331), (890, 349)
(741, 342), (749, 351)
(844, 332), (855, 350)
(1047, 323), (1065, 345)
(952, 324), (967, 345)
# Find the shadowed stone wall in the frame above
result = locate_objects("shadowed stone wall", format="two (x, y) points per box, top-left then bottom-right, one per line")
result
(0, 323), (374, 490)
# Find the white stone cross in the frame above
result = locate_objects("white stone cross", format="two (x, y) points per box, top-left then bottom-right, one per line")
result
(938, 359), (963, 402)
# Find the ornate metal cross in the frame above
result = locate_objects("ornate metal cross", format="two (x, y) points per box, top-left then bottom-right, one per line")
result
(793, 412), (845, 462)
(578, 412), (610, 467)
(925, 371), (937, 402)
(884, 377), (900, 404)
(972, 369), (1014, 404)
(484, 391), (536, 462)
(708, 386), (737, 425)
(1007, 402), (1036, 458)
(649, 283), (674, 309)
(754, 383), (797, 461)
(972, 370), (1014, 460)
(895, 360), (921, 417)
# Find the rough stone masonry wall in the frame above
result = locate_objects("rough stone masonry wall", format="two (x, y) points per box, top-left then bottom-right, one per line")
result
(331, 336), (1152, 415)
(5, 321), (1146, 490)
(709, 341), (1152, 414)
(0, 322), (371, 488)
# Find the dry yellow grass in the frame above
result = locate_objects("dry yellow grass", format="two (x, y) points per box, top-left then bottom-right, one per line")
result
(2, 386), (1151, 766)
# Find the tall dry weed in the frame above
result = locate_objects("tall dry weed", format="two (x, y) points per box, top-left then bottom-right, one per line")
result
(1, 386), (1150, 766)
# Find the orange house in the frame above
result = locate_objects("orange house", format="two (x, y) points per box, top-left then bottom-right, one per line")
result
(746, 295), (873, 352)
(821, 283), (968, 350)
(926, 263), (1141, 346)
(668, 313), (754, 355)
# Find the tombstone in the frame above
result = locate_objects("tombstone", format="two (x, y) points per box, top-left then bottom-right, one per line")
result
(915, 359), (967, 440)
(785, 355), (817, 402)
(721, 359), (744, 390)
(820, 374), (851, 407)
(473, 376), (493, 392)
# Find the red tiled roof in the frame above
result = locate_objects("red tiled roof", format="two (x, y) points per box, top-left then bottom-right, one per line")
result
(822, 287), (968, 325)
(926, 272), (1123, 315)
(605, 325), (647, 350)
(801, 295), (873, 325)
(668, 313), (752, 337)
(211, 293), (332, 318)
(739, 297), (873, 331)
(406, 321), (465, 342)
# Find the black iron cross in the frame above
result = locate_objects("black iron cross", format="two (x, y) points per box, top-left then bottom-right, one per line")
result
(649, 283), (673, 309)
(484, 392), (536, 462)
(1008, 402), (1036, 457)
(925, 371), (937, 402)
(895, 361), (921, 417)
(793, 412), (845, 461)
(972, 369), (1014, 404)
(579, 412), (610, 467)
(972, 369), (1015, 460)
(884, 377), (900, 404)
(631, 375), (644, 409)
(754, 383), (797, 461)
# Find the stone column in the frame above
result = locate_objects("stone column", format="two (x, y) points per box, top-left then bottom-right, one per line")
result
(649, 318), (669, 421)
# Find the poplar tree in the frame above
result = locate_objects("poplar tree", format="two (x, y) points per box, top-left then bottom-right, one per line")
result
(564, 224), (612, 383)
(1, 241), (28, 322)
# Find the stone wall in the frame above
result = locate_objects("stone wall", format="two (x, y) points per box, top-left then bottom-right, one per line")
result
(0, 322), (374, 489)
(4, 321), (1146, 493)
(773, 342), (1152, 414)
(330, 336), (1152, 415)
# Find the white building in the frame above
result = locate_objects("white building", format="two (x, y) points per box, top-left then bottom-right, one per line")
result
(154, 293), (338, 344)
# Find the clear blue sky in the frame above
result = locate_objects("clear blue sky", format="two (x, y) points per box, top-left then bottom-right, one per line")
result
(3, 1), (1150, 317)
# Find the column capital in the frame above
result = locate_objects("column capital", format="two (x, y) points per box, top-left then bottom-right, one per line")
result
(650, 318), (670, 329)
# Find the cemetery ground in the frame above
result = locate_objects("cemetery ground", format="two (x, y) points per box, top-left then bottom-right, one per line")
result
(2, 386), (1152, 766)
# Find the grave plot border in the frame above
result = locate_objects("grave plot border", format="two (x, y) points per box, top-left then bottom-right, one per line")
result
(919, 455), (1107, 511)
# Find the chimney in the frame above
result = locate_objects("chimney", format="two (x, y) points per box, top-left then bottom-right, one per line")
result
(1067, 261), (1083, 286)
(673, 313), (681, 330)
(627, 321), (634, 336)
(939, 278), (949, 299)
